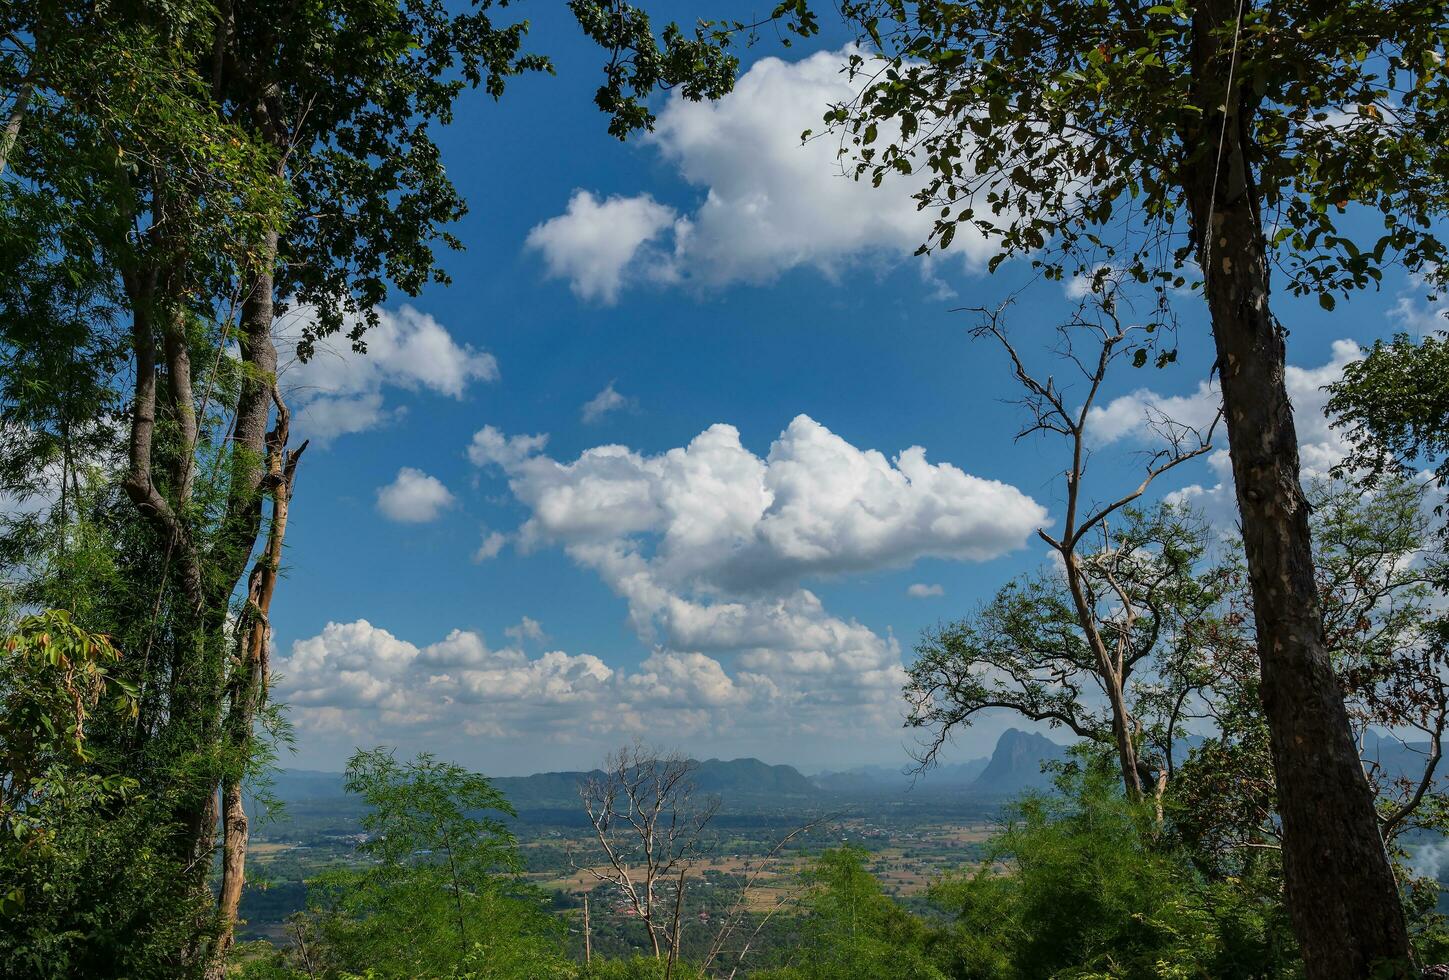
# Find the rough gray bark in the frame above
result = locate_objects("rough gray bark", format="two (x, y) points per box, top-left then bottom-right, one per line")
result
(1189, 2), (1412, 973)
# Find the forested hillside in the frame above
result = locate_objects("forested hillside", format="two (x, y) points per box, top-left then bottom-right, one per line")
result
(7, 1), (1449, 978)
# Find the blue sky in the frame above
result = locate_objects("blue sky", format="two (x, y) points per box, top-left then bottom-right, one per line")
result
(265, 9), (1442, 776)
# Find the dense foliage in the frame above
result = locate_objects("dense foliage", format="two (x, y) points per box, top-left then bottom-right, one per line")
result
(240, 750), (573, 979)
(0, 3), (817, 974)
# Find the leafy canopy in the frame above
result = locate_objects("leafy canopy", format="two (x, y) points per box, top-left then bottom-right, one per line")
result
(271, 748), (571, 979)
(816, 0), (1449, 306)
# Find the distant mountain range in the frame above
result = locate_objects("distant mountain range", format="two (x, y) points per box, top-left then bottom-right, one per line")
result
(491, 756), (819, 806)
(490, 728), (1072, 804)
(263, 728), (1076, 811)
(971, 728), (1072, 792)
(256, 726), (1444, 824)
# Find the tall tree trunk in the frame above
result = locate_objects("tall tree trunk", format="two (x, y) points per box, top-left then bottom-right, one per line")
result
(123, 300), (205, 616)
(207, 390), (304, 978)
(123, 229), (286, 969)
(199, 236), (288, 975)
(207, 237), (280, 620)
(1190, 4), (1411, 973)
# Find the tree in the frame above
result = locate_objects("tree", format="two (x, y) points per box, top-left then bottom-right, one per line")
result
(756, 847), (946, 980)
(1173, 478), (1449, 876)
(931, 753), (1300, 980)
(907, 472), (1449, 960)
(906, 292), (1216, 801)
(908, 501), (1222, 808)
(1329, 332), (1449, 511)
(807, 0), (1449, 970)
(4, 6), (307, 970)
(0, 607), (210, 979)
(2, 5), (822, 967)
(576, 742), (720, 969)
(1315, 480), (1449, 845)
(261, 748), (571, 980)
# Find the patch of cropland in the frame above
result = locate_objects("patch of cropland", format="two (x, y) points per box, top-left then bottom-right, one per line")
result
(236, 729), (1072, 945)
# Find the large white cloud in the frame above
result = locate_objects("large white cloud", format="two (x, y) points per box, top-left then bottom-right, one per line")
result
(280, 620), (430, 727)
(272, 414), (1049, 748)
(277, 419), (1047, 760)
(278, 304), (498, 444)
(526, 48), (991, 302)
(491, 415), (1046, 594)
(274, 612), (896, 752)
(274, 618), (782, 741)
(377, 414), (1047, 749)
(275, 620), (621, 739)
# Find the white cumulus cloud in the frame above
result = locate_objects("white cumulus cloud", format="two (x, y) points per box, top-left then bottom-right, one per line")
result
(485, 415), (1046, 592)
(376, 467), (455, 523)
(907, 583), (944, 598)
(279, 304), (498, 444)
(466, 425), (549, 469)
(446, 414), (1046, 745)
(527, 48), (993, 302)
(525, 191), (682, 304)
(279, 417), (1049, 757)
(273, 618), (771, 745)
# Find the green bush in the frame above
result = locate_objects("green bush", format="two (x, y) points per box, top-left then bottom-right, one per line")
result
(930, 757), (1298, 980)
(238, 749), (575, 979)
(756, 846), (947, 980)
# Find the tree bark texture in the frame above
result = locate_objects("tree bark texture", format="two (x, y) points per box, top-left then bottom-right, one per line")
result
(1189, 3), (1412, 973)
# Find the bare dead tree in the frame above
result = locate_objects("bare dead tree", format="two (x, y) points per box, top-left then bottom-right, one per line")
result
(574, 742), (720, 967)
(701, 813), (833, 978)
(582, 892), (592, 966)
(962, 283), (1218, 801)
